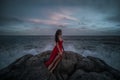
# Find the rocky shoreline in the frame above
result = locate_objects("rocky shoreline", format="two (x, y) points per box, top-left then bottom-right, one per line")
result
(0, 51), (120, 80)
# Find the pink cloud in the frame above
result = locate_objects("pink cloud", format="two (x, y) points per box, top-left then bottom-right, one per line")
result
(28, 18), (69, 26)
(27, 9), (78, 27)
(50, 12), (78, 21)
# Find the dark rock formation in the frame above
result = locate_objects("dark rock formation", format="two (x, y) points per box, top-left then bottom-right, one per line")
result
(0, 51), (120, 80)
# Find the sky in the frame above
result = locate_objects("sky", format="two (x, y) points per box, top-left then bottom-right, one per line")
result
(0, 0), (120, 35)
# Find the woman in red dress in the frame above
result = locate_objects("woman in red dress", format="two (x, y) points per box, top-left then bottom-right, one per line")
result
(44, 29), (64, 73)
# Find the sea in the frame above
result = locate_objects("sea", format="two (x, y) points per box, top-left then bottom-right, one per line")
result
(0, 36), (120, 70)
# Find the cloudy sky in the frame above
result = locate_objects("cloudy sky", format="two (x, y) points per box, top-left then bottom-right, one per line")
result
(0, 0), (120, 35)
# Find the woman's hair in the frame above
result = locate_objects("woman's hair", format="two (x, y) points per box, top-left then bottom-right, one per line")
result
(55, 29), (62, 43)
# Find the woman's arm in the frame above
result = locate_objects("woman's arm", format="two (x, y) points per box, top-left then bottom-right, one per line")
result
(56, 42), (62, 55)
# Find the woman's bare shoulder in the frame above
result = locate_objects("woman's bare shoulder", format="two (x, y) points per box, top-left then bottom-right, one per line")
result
(59, 36), (63, 41)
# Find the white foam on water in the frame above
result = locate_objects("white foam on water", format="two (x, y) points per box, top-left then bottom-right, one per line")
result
(0, 36), (120, 71)
(64, 44), (77, 52)
(41, 43), (78, 53)
(78, 44), (120, 70)
(82, 50), (94, 57)
(42, 43), (54, 52)
(23, 48), (38, 55)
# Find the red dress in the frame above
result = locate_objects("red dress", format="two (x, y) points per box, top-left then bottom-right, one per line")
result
(44, 40), (63, 68)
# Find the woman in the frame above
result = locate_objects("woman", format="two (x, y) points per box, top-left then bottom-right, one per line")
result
(44, 29), (64, 73)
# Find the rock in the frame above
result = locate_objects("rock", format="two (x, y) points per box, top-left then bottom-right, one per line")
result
(69, 69), (115, 80)
(0, 51), (120, 80)
(76, 57), (95, 72)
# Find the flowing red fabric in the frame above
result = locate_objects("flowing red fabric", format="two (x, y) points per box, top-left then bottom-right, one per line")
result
(44, 40), (63, 67)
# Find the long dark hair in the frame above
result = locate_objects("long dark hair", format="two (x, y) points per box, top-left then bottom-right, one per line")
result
(55, 29), (62, 43)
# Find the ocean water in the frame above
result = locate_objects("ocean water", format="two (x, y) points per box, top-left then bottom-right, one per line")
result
(0, 36), (120, 70)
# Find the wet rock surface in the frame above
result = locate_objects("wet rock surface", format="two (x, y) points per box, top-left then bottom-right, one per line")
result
(0, 51), (120, 80)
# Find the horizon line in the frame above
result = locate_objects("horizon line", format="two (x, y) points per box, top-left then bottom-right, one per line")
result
(0, 35), (120, 36)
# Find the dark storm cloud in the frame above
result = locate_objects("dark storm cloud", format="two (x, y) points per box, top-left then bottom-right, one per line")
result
(0, 16), (24, 26)
(1, 0), (120, 12)
(0, 0), (120, 35)
(106, 13), (120, 23)
(0, 0), (120, 19)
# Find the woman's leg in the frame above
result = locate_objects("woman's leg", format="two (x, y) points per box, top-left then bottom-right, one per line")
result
(50, 56), (62, 73)
(48, 54), (60, 71)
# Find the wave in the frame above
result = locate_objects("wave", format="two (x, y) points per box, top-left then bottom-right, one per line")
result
(0, 36), (120, 71)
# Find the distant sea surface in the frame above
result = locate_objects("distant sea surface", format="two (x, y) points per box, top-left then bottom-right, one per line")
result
(0, 36), (120, 70)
